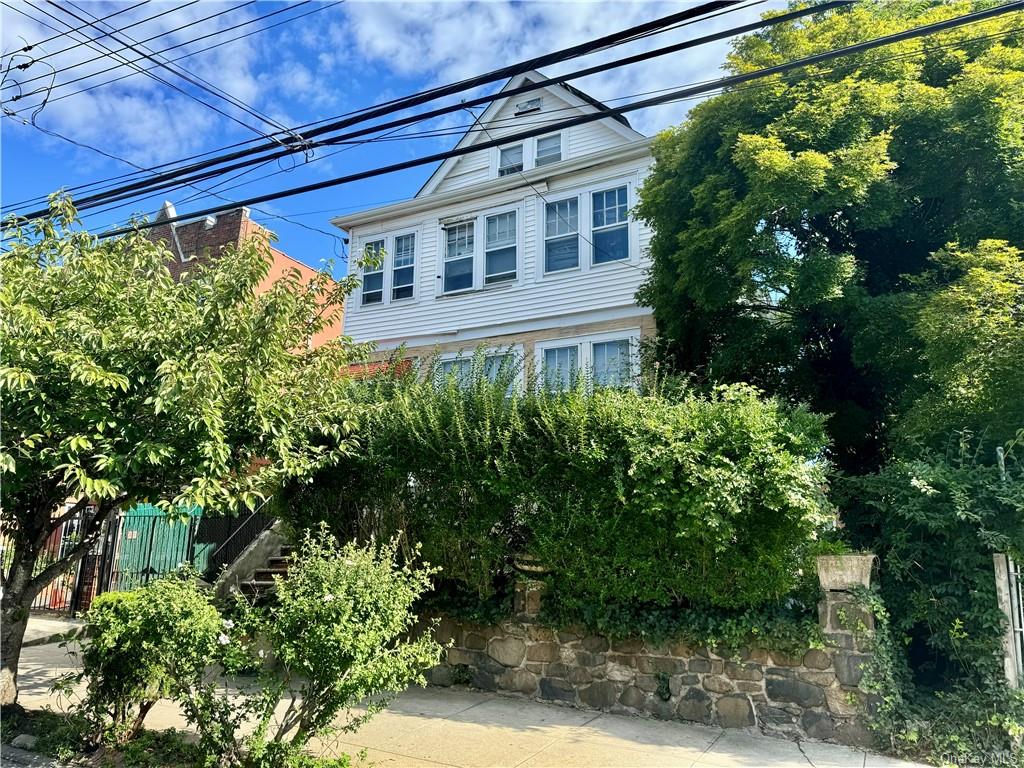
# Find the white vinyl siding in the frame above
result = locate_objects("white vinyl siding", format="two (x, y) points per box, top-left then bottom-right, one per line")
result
(392, 233), (416, 300)
(485, 211), (517, 284)
(361, 239), (385, 305)
(443, 222), (475, 293)
(544, 198), (579, 273)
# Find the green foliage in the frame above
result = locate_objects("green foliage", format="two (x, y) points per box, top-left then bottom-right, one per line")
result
(843, 439), (1024, 687)
(57, 572), (221, 744)
(281, 368), (834, 618)
(0, 196), (367, 698)
(66, 531), (440, 767)
(636, 1), (1024, 472)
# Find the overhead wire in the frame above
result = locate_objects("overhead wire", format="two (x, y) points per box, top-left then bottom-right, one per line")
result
(76, 0), (1021, 239)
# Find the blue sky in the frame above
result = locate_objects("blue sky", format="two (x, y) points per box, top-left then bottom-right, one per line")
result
(1, 0), (780, 276)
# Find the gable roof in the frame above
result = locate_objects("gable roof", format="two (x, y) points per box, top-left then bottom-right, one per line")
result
(414, 70), (646, 199)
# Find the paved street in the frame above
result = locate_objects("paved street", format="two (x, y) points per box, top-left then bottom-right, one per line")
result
(12, 617), (927, 768)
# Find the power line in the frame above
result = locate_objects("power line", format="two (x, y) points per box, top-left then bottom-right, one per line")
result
(80, 0), (1021, 241)
(9, 1), (193, 68)
(2, 0), (259, 94)
(12, 1), (275, 139)
(2, 0), (346, 211)
(4, 0), (145, 54)
(17, 0), (827, 218)
(55, 0), (296, 140)
(7, 0), (751, 212)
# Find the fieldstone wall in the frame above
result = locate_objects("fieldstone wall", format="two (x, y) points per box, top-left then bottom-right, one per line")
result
(424, 583), (877, 747)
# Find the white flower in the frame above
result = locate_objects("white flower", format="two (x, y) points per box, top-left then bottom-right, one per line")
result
(218, 633), (230, 645)
(222, 619), (235, 630)
(323, 593), (335, 603)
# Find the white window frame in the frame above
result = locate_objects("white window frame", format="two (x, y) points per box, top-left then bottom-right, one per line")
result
(356, 227), (420, 308)
(534, 328), (641, 391)
(534, 174), (640, 281)
(542, 194), (581, 275)
(360, 239), (386, 306)
(391, 231), (417, 302)
(534, 133), (563, 167)
(590, 184), (630, 266)
(442, 220), (476, 295)
(436, 344), (525, 392)
(484, 209), (518, 286)
(438, 203), (523, 296)
(497, 143), (524, 177)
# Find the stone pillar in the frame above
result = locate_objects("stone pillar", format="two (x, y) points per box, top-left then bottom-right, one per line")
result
(513, 579), (545, 622)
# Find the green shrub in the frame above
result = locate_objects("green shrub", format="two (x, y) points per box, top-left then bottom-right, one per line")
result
(281, 367), (834, 617)
(58, 571), (221, 745)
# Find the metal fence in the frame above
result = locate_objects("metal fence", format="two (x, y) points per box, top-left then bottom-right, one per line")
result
(1, 503), (275, 615)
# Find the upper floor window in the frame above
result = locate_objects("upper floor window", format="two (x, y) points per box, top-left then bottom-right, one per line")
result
(535, 134), (561, 166)
(392, 233), (415, 300)
(498, 144), (524, 177)
(361, 240), (385, 305)
(592, 186), (629, 264)
(443, 222), (474, 293)
(485, 211), (517, 285)
(544, 198), (579, 273)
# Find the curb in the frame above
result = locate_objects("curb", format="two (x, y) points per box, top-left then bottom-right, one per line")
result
(23, 626), (85, 649)
(0, 744), (66, 767)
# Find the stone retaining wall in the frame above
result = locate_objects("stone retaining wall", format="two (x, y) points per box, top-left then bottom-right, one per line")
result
(424, 586), (877, 747)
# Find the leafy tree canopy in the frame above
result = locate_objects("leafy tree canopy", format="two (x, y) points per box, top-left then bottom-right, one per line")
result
(636, 0), (1024, 470)
(0, 197), (366, 703)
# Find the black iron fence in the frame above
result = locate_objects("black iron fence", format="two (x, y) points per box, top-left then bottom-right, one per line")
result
(1, 503), (275, 615)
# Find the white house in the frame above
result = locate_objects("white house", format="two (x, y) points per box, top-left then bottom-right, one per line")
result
(331, 71), (655, 387)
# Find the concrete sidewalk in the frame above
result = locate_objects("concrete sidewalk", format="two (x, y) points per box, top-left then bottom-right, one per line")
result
(15, 618), (926, 768)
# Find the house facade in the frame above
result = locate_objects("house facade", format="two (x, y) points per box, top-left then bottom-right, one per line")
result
(332, 72), (655, 387)
(148, 203), (343, 348)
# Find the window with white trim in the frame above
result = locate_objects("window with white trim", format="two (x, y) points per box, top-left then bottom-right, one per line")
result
(361, 240), (384, 305)
(391, 233), (415, 300)
(443, 222), (474, 293)
(535, 134), (562, 166)
(438, 357), (472, 388)
(498, 144), (524, 176)
(536, 331), (639, 392)
(542, 344), (578, 391)
(485, 211), (517, 284)
(544, 198), (579, 273)
(591, 186), (629, 264)
(592, 339), (631, 387)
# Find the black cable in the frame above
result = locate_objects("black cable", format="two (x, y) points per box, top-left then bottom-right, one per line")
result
(4, 0), (144, 54)
(2, 0), (260, 94)
(19, 0), (822, 217)
(13, 1), (274, 139)
(7, 0), (747, 210)
(9, 1), (193, 68)
(55, 0), (296, 140)
(2, 1), (346, 210)
(77, 0), (1021, 240)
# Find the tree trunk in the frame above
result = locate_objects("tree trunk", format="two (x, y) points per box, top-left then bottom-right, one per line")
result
(1, 544), (39, 705)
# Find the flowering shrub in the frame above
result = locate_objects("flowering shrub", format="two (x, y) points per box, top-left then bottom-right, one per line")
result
(66, 529), (441, 767)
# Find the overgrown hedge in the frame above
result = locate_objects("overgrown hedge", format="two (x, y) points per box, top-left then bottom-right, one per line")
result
(280, 359), (836, 623)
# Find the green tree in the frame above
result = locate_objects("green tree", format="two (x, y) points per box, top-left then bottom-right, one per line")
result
(636, 0), (1024, 471)
(0, 198), (366, 704)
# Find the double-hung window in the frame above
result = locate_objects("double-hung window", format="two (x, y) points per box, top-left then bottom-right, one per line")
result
(498, 144), (524, 176)
(592, 339), (631, 387)
(484, 211), (517, 284)
(443, 222), (474, 293)
(544, 198), (579, 273)
(361, 240), (385, 305)
(439, 357), (472, 388)
(591, 186), (629, 264)
(535, 134), (561, 166)
(542, 344), (579, 391)
(391, 233), (415, 300)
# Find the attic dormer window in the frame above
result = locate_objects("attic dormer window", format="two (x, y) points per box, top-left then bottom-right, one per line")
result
(514, 97), (541, 115)
(498, 144), (524, 177)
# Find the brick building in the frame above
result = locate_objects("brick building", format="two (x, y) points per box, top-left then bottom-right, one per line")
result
(148, 202), (343, 347)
